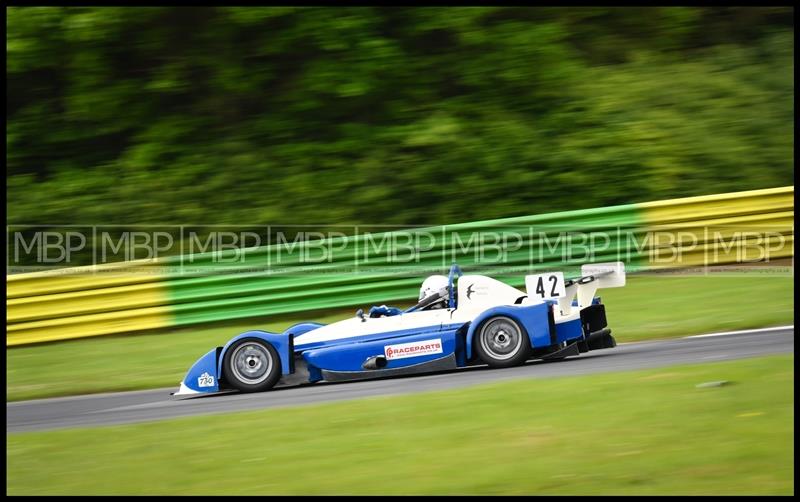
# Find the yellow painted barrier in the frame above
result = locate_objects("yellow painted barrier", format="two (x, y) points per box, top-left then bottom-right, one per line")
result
(6, 259), (168, 299)
(6, 305), (174, 346)
(639, 187), (793, 268)
(640, 186), (793, 225)
(6, 186), (794, 346)
(6, 258), (174, 346)
(7, 281), (173, 324)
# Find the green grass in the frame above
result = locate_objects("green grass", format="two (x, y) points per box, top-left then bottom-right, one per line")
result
(6, 274), (794, 402)
(597, 274), (794, 342)
(6, 355), (794, 495)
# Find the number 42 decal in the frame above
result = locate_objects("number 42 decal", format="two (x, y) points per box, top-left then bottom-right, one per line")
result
(525, 272), (566, 300)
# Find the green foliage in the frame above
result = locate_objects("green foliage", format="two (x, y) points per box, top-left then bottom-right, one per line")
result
(7, 7), (794, 233)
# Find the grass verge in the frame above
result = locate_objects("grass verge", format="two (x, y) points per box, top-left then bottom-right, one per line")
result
(6, 355), (794, 495)
(7, 274), (794, 401)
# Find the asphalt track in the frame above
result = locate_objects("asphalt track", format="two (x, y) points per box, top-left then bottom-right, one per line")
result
(7, 326), (794, 433)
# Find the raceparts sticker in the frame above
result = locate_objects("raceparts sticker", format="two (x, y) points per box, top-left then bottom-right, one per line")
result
(384, 338), (443, 360)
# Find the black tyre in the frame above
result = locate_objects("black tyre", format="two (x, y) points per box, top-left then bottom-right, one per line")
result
(222, 338), (282, 392)
(474, 316), (531, 368)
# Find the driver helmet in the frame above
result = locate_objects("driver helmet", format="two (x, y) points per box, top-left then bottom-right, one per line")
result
(419, 274), (449, 301)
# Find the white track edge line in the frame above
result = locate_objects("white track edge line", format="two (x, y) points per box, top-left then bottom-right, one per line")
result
(684, 325), (794, 339)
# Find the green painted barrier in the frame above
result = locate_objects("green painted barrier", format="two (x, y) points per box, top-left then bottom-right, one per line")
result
(7, 187), (793, 345)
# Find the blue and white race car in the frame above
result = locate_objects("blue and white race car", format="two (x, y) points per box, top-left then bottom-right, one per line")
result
(173, 262), (626, 396)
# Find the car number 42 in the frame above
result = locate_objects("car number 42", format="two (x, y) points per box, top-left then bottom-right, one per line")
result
(525, 272), (566, 300)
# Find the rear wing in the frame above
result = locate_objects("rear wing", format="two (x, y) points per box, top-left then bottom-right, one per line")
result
(525, 261), (626, 316)
(563, 261), (625, 316)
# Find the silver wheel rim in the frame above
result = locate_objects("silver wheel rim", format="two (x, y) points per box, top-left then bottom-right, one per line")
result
(231, 343), (273, 384)
(479, 317), (523, 360)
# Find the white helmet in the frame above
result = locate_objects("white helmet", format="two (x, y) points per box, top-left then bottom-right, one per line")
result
(419, 275), (449, 301)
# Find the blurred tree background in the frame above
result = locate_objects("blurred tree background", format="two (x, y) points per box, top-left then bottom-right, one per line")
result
(7, 7), (794, 228)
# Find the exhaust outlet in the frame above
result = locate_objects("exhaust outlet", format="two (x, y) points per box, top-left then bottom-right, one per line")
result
(362, 355), (387, 370)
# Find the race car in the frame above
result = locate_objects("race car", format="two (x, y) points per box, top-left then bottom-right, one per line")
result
(173, 262), (626, 396)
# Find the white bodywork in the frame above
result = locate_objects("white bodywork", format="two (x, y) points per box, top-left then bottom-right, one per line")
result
(294, 262), (626, 349)
(172, 381), (201, 396)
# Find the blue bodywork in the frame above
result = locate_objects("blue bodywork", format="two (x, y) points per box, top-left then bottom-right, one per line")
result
(464, 303), (551, 360)
(174, 262), (619, 396)
(218, 330), (294, 376)
(176, 298), (613, 396)
(181, 348), (221, 394)
(178, 325), (313, 394)
(302, 327), (462, 373)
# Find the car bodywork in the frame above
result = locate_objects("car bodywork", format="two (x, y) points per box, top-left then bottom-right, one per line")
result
(173, 262), (625, 397)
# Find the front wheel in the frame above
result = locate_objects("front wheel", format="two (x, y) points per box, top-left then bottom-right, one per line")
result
(475, 316), (531, 368)
(222, 338), (282, 392)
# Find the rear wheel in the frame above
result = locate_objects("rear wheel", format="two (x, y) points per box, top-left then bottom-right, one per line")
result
(475, 316), (531, 368)
(222, 338), (282, 392)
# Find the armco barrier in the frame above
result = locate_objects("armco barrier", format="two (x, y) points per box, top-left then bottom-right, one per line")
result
(6, 186), (793, 346)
